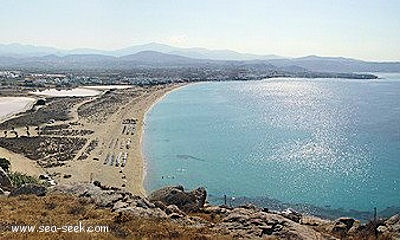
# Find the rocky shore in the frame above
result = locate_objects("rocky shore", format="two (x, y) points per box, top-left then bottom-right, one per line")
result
(1, 171), (398, 240)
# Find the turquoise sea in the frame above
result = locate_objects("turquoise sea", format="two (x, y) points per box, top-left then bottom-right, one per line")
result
(143, 74), (400, 220)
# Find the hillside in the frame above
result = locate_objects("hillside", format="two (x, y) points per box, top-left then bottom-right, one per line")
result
(1, 180), (399, 240)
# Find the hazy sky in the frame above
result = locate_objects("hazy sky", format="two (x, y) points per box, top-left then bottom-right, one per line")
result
(1, 0), (399, 60)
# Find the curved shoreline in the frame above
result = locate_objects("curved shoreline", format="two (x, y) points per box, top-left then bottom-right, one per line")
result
(0, 85), (189, 196)
(137, 83), (191, 196)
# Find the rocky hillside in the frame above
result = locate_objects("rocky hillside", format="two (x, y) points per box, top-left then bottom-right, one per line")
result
(1, 172), (399, 240)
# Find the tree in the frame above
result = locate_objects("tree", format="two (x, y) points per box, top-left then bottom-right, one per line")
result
(0, 157), (11, 172)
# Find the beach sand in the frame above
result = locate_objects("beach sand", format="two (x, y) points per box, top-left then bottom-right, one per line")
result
(0, 147), (44, 176)
(0, 84), (184, 196)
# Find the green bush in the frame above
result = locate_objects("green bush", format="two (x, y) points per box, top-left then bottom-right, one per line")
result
(8, 172), (40, 188)
(0, 157), (10, 172)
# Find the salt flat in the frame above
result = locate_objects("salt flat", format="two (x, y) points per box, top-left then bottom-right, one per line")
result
(0, 97), (36, 121)
(29, 88), (101, 97)
(83, 85), (133, 90)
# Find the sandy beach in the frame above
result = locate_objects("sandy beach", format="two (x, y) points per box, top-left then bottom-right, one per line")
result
(0, 84), (185, 196)
(74, 83), (186, 195)
(125, 84), (186, 195)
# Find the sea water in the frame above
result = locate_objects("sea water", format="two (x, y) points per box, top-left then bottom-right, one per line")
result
(143, 75), (400, 219)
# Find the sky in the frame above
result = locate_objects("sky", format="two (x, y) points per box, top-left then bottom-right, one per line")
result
(0, 0), (399, 61)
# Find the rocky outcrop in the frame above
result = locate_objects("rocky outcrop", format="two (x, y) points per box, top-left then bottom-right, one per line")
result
(10, 184), (46, 197)
(209, 206), (333, 240)
(52, 183), (206, 220)
(280, 208), (303, 223)
(148, 185), (207, 213)
(0, 168), (12, 191)
(41, 183), (400, 239)
(386, 214), (400, 233)
(51, 182), (167, 219)
(375, 214), (400, 239)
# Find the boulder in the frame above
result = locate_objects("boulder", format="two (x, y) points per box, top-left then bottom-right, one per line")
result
(166, 205), (186, 216)
(153, 200), (167, 210)
(203, 206), (230, 214)
(148, 186), (207, 213)
(385, 214), (400, 236)
(347, 220), (362, 235)
(337, 217), (355, 230)
(51, 182), (126, 207)
(133, 199), (153, 209)
(168, 213), (184, 219)
(300, 215), (331, 227)
(92, 192), (124, 208)
(0, 168), (12, 191)
(10, 184), (46, 197)
(115, 206), (167, 219)
(50, 182), (102, 196)
(386, 214), (400, 231)
(330, 217), (355, 237)
(331, 221), (348, 236)
(377, 225), (388, 233)
(215, 207), (327, 240)
(281, 208), (302, 223)
(112, 201), (129, 211)
(142, 198), (155, 208)
(223, 213), (251, 223)
(190, 187), (207, 208)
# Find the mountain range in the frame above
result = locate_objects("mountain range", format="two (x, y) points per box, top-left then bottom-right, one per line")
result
(0, 43), (400, 73)
(0, 42), (282, 60)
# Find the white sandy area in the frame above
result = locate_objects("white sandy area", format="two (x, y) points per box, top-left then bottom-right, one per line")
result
(0, 97), (36, 123)
(29, 88), (101, 97)
(83, 85), (133, 90)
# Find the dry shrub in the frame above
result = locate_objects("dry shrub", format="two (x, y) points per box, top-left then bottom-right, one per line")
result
(0, 194), (231, 240)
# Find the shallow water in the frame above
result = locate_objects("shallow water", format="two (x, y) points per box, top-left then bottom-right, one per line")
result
(143, 76), (400, 218)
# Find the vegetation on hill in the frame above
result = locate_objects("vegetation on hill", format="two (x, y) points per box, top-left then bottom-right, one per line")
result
(0, 194), (229, 240)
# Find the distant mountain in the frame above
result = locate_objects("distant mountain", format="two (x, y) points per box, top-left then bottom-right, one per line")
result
(0, 43), (63, 58)
(0, 43), (399, 73)
(0, 51), (218, 70)
(267, 56), (400, 73)
(119, 51), (207, 65)
(109, 43), (179, 57)
(0, 42), (282, 61)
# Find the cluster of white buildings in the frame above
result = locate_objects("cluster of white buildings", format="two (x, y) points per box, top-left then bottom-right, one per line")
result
(0, 71), (20, 78)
